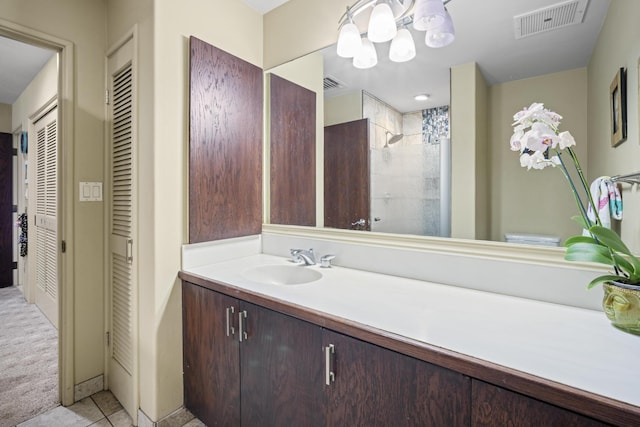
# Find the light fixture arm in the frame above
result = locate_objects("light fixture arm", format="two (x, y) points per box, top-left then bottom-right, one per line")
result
(338, 0), (377, 25)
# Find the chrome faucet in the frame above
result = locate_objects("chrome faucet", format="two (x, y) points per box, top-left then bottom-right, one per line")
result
(290, 248), (316, 266)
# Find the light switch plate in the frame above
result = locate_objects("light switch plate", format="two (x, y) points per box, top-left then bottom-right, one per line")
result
(79, 182), (103, 202)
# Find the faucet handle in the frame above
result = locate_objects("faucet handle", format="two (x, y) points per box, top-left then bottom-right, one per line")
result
(289, 248), (304, 263)
(320, 254), (335, 268)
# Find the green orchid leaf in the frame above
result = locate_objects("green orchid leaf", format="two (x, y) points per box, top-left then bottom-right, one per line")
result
(564, 242), (615, 266)
(588, 226), (633, 255)
(587, 275), (627, 289)
(611, 253), (635, 276)
(624, 253), (640, 279)
(563, 235), (596, 247)
(616, 252), (640, 281)
(587, 226), (640, 277)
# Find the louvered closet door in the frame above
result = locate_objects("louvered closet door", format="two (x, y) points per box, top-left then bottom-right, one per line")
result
(107, 37), (137, 419)
(34, 106), (58, 328)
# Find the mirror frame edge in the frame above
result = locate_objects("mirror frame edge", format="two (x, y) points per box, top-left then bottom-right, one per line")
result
(261, 224), (607, 272)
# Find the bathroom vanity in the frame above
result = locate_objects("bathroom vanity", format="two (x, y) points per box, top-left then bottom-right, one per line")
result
(179, 244), (640, 427)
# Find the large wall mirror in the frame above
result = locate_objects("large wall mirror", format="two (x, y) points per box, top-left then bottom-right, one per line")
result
(266, 0), (640, 251)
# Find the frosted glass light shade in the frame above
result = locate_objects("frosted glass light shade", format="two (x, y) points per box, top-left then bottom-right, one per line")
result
(425, 10), (455, 48)
(337, 22), (362, 58)
(389, 28), (416, 62)
(413, 0), (446, 31)
(353, 38), (378, 69)
(367, 3), (397, 43)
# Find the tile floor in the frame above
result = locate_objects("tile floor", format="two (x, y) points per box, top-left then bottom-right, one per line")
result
(15, 390), (205, 427)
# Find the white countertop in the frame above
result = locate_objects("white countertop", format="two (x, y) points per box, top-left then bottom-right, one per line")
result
(184, 253), (640, 408)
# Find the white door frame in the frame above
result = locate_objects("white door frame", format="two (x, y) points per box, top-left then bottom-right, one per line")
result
(0, 18), (76, 407)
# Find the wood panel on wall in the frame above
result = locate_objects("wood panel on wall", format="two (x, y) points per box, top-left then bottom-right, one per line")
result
(0, 133), (12, 287)
(189, 36), (263, 243)
(269, 73), (316, 226)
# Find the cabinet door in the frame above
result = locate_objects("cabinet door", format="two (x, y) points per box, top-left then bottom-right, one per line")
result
(182, 282), (240, 426)
(472, 379), (609, 426)
(240, 301), (325, 427)
(324, 329), (470, 427)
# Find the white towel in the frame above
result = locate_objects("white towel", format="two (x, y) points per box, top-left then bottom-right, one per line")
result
(586, 176), (622, 229)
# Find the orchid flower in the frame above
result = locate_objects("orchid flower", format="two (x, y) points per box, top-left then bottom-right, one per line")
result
(510, 103), (638, 287)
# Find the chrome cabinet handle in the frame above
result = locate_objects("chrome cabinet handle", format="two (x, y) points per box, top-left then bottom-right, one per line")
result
(238, 310), (248, 342)
(225, 306), (235, 337)
(325, 344), (335, 385)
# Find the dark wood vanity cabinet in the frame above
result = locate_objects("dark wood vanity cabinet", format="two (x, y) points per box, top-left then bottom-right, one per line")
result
(183, 281), (470, 426)
(323, 330), (470, 426)
(182, 281), (240, 426)
(183, 281), (325, 427)
(182, 275), (640, 427)
(471, 380), (610, 427)
(239, 300), (325, 427)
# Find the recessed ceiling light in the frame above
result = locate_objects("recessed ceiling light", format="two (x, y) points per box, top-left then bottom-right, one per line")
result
(414, 94), (430, 101)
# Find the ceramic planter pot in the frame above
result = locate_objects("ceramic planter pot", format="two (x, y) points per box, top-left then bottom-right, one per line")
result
(602, 282), (640, 335)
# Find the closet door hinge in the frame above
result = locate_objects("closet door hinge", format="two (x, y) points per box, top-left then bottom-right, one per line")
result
(105, 331), (110, 347)
(61, 240), (66, 253)
(105, 89), (110, 105)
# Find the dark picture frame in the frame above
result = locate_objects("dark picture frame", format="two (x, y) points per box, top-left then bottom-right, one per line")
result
(610, 67), (627, 147)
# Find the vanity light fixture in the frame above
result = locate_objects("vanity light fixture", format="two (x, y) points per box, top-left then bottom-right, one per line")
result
(425, 8), (455, 47)
(412, 0), (446, 31)
(353, 37), (378, 69)
(336, 0), (455, 68)
(389, 27), (416, 62)
(368, 2), (398, 42)
(337, 19), (363, 57)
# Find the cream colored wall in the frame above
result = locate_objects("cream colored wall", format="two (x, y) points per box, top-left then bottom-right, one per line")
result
(264, 0), (351, 69)
(588, 0), (640, 253)
(2, 0), (107, 391)
(267, 51), (325, 226)
(0, 103), (11, 132)
(450, 62), (486, 240)
(488, 68), (588, 243)
(109, 0), (263, 421)
(325, 91), (363, 126)
(474, 67), (489, 241)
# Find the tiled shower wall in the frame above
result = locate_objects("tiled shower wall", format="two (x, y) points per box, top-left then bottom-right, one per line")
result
(363, 92), (448, 236)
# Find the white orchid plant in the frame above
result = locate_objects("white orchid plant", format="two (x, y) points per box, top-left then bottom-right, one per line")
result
(510, 102), (640, 289)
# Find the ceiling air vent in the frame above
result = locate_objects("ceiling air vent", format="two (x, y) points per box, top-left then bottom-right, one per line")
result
(514, 0), (589, 39)
(323, 75), (346, 91)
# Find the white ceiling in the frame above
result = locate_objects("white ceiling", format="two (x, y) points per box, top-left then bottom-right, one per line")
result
(1, 0), (609, 113)
(322, 0), (610, 112)
(0, 36), (55, 105)
(241, 0), (291, 14)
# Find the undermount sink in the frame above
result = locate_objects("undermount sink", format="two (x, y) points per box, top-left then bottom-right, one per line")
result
(242, 264), (322, 285)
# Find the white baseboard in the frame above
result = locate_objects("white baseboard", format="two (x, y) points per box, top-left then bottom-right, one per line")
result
(74, 374), (104, 402)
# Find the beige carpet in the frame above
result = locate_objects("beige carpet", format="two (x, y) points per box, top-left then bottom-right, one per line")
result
(0, 286), (58, 427)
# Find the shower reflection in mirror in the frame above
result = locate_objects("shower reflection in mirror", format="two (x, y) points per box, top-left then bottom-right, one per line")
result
(364, 92), (451, 236)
